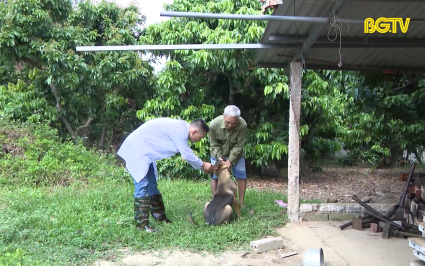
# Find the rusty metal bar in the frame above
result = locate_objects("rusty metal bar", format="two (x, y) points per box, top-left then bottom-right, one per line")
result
(352, 196), (405, 230)
(339, 215), (373, 230)
(386, 163), (416, 219)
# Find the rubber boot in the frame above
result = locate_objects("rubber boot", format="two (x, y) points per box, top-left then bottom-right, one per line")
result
(149, 194), (171, 223)
(134, 196), (157, 232)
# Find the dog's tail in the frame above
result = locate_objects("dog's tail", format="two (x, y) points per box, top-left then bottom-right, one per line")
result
(189, 211), (197, 225)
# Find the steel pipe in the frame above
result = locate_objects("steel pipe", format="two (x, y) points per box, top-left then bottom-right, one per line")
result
(160, 11), (364, 24)
(76, 43), (288, 52)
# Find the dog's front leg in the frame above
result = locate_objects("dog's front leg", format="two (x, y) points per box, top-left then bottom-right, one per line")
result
(233, 196), (242, 218)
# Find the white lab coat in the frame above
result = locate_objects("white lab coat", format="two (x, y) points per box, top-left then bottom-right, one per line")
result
(117, 118), (203, 183)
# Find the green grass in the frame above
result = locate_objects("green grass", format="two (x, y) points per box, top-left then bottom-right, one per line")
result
(0, 178), (287, 266)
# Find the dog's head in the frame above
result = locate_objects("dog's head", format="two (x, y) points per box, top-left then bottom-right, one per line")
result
(213, 158), (229, 176)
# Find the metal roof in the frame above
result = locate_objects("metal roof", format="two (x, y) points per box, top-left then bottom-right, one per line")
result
(254, 0), (425, 73)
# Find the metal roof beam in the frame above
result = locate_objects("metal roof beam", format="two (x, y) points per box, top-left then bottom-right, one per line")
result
(160, 11), (364, 24)
(284, 0), (349, 74)
(76, 43), (291, 52)
(76, 40), (425, 52)
(268, 35), (425, 48)
(259, 62), (425, 73)
(268, 35), (425, 44)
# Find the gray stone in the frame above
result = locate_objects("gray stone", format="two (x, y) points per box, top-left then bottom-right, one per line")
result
(299, 204), (320, 213)
(250, 237), (284, 254)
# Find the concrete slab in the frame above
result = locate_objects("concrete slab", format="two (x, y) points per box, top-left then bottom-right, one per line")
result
(328, 213), (357, 221)
(277, 221), (416, 266)
(299, 203), (397, 214)
(302, 213), (329, 221)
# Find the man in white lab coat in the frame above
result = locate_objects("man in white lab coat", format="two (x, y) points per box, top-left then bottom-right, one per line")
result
(117, 117), (214, 232)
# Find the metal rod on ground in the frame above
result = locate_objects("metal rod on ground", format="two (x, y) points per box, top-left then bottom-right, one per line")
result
(352, 196), (389, 220)
(402, 221), (419, 230)
(399, 163), (416, 208)
(395, 231), (423, 238)
(159, 11), (365, 24)
(339, 215), (373, 230)
(361, 209), (403, 231)
(352, 196), (405, 230)
(385, 163), (416, 218)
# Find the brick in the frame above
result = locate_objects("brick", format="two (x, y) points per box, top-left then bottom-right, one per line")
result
(370, 223), (380, 233)
(250, 237), (284, 254)
(328, 213), (358, 221)
(352, 218), (363, 230)
(400, 173), (408, 181)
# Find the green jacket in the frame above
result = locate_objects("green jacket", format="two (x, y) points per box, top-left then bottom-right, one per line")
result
(208, 115), (247, 165)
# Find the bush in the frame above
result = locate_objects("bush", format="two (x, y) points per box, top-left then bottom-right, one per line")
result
(0, 119), (129, 186)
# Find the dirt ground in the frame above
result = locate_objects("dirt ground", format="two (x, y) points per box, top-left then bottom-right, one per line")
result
(93, 221), (417, 266)
(247, 166), (411, 204)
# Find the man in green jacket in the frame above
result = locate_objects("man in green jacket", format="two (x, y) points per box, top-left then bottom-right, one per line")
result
(208, 105), (248, 208)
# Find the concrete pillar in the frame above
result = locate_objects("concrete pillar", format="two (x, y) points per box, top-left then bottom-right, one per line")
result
(288, 61), (302, 221)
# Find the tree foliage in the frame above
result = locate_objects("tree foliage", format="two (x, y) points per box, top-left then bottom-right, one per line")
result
(136, 0), (352, 178)
(1, 0), (423, 181)
(335, 72), (425, 167)
(0, 0), (156, 151)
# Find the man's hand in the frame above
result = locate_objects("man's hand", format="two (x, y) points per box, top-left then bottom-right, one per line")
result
(225, 160), (232, 171)
(201, 161), (214, 174)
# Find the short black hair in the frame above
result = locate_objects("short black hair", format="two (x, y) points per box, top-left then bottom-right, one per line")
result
(190, 118), (209, 133)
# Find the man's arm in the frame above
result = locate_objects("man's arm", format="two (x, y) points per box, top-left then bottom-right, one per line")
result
(227, 126), (247, 164)
(170, 132), (203, 170)
(208, 127), (223, 160)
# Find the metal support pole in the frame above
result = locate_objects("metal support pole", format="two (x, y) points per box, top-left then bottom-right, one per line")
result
(160, 11), (364, 24)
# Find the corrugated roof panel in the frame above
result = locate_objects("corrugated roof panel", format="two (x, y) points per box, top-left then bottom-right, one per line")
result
(254, 0), (425, 71)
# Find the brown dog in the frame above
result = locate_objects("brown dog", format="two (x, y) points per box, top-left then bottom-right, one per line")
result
(203, 158), (241, 225)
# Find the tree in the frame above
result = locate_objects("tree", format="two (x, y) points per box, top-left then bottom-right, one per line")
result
(332, 71), (425, 167)
(0, 0), (156, 151)
(136, 0), (350, 179)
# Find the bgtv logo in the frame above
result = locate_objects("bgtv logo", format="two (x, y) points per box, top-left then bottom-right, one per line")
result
(364, 18), (410, 33)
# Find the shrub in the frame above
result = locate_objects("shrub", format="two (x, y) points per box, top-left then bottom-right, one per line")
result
(0, 119), (129, 186)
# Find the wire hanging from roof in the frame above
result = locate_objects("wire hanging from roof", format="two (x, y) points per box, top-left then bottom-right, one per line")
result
(327, 3), (350, 68)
